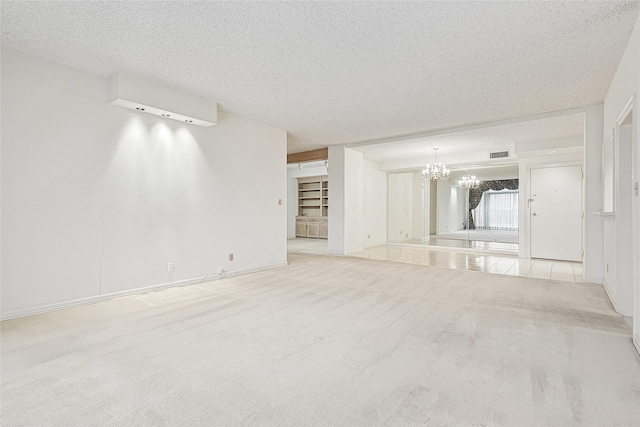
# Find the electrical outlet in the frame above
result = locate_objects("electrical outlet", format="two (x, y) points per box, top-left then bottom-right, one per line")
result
(218, 268), (224, 275)
(368, 234), (371, 239)
(168, 262), (174, 272)
(229, 253), (234, 261)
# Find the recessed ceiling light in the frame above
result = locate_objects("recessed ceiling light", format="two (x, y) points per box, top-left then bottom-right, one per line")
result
(548, 150), (559, 154)
(111, 72), (217, 127)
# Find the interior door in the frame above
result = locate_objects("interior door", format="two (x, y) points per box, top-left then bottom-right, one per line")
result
(530, 165), (582, 261)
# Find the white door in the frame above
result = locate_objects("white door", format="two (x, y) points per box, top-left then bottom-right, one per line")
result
(530, 165), (582, 261)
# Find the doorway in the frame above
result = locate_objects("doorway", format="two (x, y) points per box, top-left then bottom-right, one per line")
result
(529, 165), (583, 261)
(613, 96), (638, 352)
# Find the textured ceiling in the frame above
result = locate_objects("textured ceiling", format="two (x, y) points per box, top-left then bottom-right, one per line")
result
(2, 1), (639, 153)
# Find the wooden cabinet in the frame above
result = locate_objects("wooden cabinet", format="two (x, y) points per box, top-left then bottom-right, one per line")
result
(295, 220), (307, 237)
(296, 176), (328, 239)
(296, 217), (327, 239)
(307, 221), (320, 238)
(319, 221), (328, 239)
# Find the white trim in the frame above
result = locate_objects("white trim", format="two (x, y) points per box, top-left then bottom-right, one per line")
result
(616, 95), (634, 126)
(347, 105), (595, 149)
(602, 129), (616, 213)
(633, 92), (640, 353)
(602, 281), (618, 312)
(615, 93), (638, 339)
(0, 262), (288, 321)
(327, 248), (362, 256)
(584, 275), (602, 284)
(345, 249), (364, 255)
(364, 242), (383, 249)
(593, 211), (616, 217)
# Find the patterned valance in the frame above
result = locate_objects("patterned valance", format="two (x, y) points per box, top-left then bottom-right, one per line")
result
(468, 179), (519, 229)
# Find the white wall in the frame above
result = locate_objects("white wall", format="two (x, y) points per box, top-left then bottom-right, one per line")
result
(514, 134), (583, 156)
(387, 172), (426, 242)
(388, 173), (414, 241)
(345, 149), (364, 254)
(362, 159), (387, 248)
(1, 47), (287, 317)
(287, 169), (298, 239)
(328, 146), (345, 253)
(411, 172), (424, 240)
(329, 151), (385, 252)
(452, 166), (519, 183)
(583, 106), (605, 284)
(436, 180), (465, 234)
(602, 14), (639, 334)
(611, 124), (634, 316)
(328, 146), (363, 255)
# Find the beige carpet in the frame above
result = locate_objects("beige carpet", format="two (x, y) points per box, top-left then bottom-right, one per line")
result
(2, 254), (639, 426)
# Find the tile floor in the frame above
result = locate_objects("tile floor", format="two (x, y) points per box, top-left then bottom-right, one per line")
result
(398, 237), (519, 252)
(287, 238), (584, 283)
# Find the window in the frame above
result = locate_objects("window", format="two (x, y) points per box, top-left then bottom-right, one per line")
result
(473, 189), (518, 231)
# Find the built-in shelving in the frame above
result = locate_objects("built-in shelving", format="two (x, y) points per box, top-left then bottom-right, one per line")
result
(297, 176), (328, 217)
(296, 175), (328, 239)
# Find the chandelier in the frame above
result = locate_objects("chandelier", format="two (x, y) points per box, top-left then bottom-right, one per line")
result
(459, 172), (480, 189)
(423, 148), (450, 181)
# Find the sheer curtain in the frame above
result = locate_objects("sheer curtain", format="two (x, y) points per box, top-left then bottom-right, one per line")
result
(473, 189), (519, 230)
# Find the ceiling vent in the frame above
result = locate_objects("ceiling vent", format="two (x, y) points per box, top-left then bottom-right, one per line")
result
(489, 151), (510, 159)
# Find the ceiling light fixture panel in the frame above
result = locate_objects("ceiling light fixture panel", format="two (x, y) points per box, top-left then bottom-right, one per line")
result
(109, 72), (217, 127)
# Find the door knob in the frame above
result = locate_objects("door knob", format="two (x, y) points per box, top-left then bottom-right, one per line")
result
(532, 213), (537, 216)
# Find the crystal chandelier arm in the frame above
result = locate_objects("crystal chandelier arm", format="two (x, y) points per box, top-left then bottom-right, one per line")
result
(423, 147), (449, 181)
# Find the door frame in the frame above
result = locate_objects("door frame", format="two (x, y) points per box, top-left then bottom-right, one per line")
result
(615, 94), (638, 353)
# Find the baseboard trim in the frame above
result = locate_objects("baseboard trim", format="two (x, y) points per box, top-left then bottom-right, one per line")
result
(0, 261), (288, 321)
(601, 281), (618, 312)
(344, 249), (363, 255)
(326, 248), (363, 256)
(364, 242), (386, 250)
(584, 275), (601, 284)
(633, 335), (640, 356)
